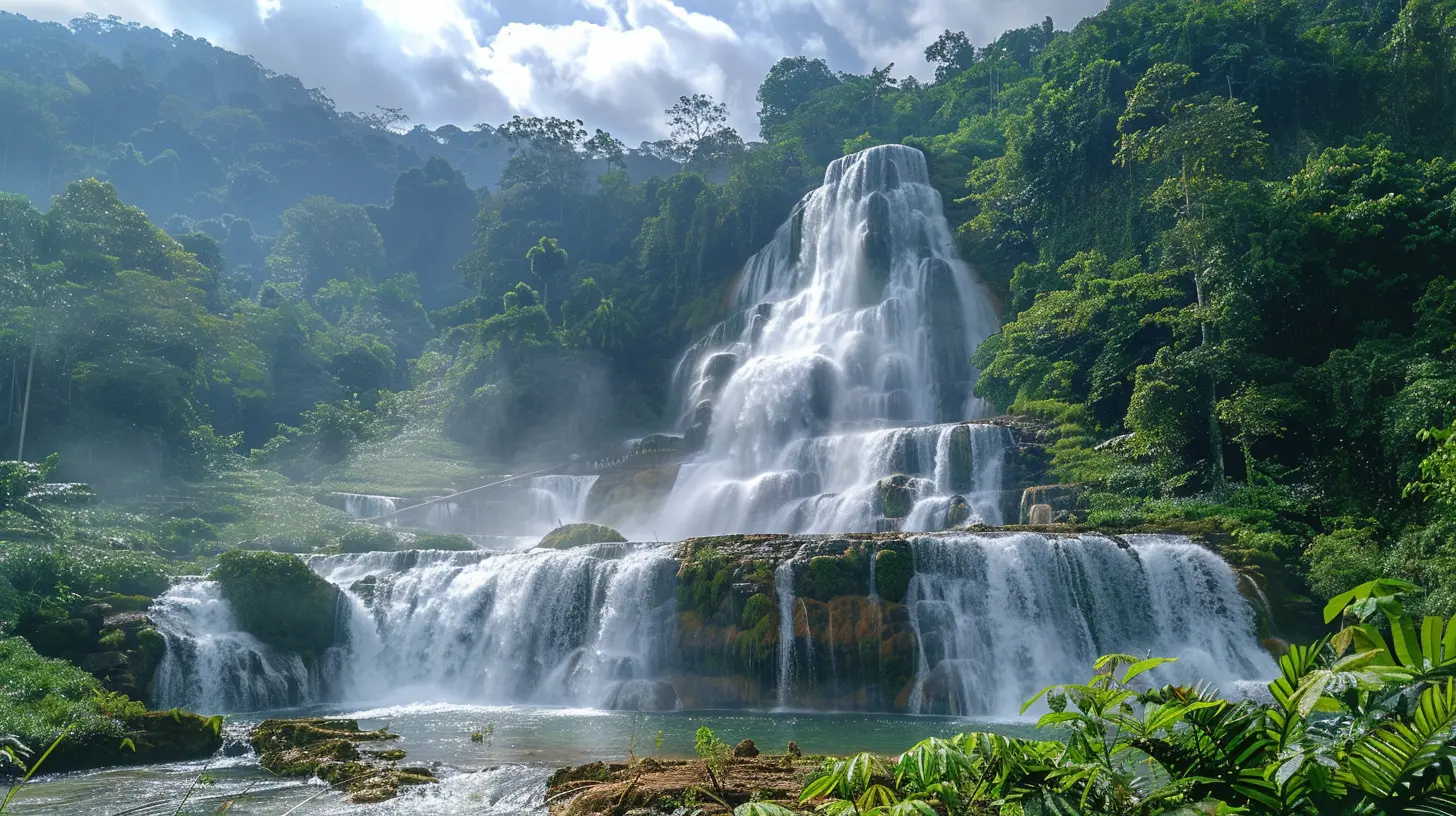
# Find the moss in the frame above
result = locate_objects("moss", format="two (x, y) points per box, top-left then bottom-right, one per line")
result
(408, 533), (475, 551)
(538, 523), (627, 550)
(877, 475), (915, 519)
(212, 550), (342, 656)
(677, 545), (735, 620)
(250, 718), (429, 804)
(874, 548), (913, 604)
(340, 525), (401, 553)
(805, 554), (865, 601)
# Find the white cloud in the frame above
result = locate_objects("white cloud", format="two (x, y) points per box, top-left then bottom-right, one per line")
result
(5, 0), (1110, 143)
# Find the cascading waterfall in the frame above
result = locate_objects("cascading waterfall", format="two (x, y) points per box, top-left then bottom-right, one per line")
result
(656, 145), (1002, 538)
(341, 493), (399, 521)
(903, 533), (1277, 716)
(151, 579), (322, 714)
(526, 475), (599, 530)
(305, 543), (680, 709)
(775, 557), (799, 710)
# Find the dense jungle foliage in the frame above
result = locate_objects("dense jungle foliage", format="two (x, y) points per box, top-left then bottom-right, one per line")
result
(0, 0), (1454, 686)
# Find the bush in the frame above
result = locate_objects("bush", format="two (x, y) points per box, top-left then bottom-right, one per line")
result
(0, 637), (118, 746)
(212, 550), (341, 656)
(0, 542), (170, 598)
(1306, 523), (1383, 600)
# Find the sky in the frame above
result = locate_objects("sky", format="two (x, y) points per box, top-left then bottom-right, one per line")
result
(6, 0), (1109, 143)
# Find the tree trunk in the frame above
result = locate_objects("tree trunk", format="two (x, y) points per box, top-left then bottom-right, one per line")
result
(17, 335), (36, 462)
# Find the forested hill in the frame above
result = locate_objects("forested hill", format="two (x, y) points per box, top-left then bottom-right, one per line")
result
(1, 0), (1456, 611)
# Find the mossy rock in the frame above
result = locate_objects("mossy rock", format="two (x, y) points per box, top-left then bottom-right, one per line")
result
(340, 525), (401, 553)
(804, 554), (866, 602)
(249, 719), (432, 805)
(874, 546), (913, 604)
(877, 474), (915, 519)
(42, 711), (223, 775)
(212, 550), (342, 656)
(407, 533), (475, 551)
(538, 523), (627, 550)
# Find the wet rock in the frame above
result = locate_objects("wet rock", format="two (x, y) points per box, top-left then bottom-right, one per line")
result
(703, 352), (738, 382)
(634, 434), (683, 454)
(945, 495), (972, 527)
(250, 718), (434, 804)
(877, 475), (915, 520)
(862, 191), (893, 303)
(538, 523), (628, 550)
(733, 739), (760, 758)
(786, 741), (801, 758)
(1028, 504), (1054, 525)
(41, 711), (223, 776)
(1018, 484), (1087, 524)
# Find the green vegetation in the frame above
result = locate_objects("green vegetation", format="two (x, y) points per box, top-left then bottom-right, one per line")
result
(537, 522), (628, 550)
(0, 637), (125, 746)
(211, 550), (340, 656)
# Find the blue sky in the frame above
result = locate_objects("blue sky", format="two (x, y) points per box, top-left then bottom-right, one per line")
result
(7, 0), (1108, 143)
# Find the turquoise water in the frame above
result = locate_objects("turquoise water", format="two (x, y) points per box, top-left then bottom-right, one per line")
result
(16, 705), (1036, 815)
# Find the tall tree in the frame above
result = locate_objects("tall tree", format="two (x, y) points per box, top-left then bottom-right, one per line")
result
(756, 56), (839, 139)
(526, 236), (568, 316)
(265, 196), (386, 296)
(666, 94), (729, 162)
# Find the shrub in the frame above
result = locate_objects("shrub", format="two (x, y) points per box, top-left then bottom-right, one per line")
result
(408, 533), (475, 551)
(0, 542), (170, 598)
(0, 637), (118, 745)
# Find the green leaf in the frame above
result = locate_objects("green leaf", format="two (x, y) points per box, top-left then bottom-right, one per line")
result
(1121, 656), (1177, 685)
(1323, 578), (1419, 624)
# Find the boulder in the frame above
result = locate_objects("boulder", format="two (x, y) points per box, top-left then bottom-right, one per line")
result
(41, 711), (223, 775)
(861, 191), (893, 302)
(538, 523), (628, 550)
(1028, 504), (1054, 525)
(1018, 484), (1087, 525)
(603, 679), (680, 712)
(340, 524), (400, 553)
(877, 475), (915, 520)
(733, 739), (760, 758)
(211, 550), (343, 657)
(945, 495), (972, 527)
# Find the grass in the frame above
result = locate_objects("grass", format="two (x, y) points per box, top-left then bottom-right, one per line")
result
(0, 638), (121, 747)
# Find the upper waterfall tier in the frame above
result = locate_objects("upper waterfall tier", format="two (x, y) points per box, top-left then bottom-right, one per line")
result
(654, 145), (1002, 539)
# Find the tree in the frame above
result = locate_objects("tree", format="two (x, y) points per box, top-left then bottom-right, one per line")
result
(526, 236), (568, 315)
(585, 295), (637, 351)
(666, 93), (729, 162)
(583, 129), (626, 170)
(756, 56), (839, 139)
(1116, 63), (1268, 488)
(265, 196), (386, 296)
(925, 30), (976, 82)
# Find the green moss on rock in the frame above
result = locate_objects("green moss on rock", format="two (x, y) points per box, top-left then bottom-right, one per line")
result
(340, 525), (401, 553)
(212, 550), (342, 656)
(250, 718), (433, 804)
(874, 547), (913, 604)
(538, 523), (627, 550)
(408, 533), (475, 551)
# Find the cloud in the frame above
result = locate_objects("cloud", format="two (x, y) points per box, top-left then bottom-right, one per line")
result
(6, 0), (1110, 143)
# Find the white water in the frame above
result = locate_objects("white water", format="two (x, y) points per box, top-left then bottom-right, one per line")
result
(151, 580), (322, 714)
(304, 543), (680, 710)
(653, 145), (1002, 538)
(525, 475), (598, 529)
(900, 533), (1277, 716)
(340, 493), (398, 520)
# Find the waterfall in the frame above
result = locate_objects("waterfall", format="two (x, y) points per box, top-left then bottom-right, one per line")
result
(341, 493), (399, 521)
(151, 579), (322, 714)
(305, 543), (680, 709)
(904, 533), (1277, 716)
(774, 558), (798, 710)
(525, 475), (599, 530)
(656, 145), (1002, 538)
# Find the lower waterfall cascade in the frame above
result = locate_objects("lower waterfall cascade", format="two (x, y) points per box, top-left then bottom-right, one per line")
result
(150, 533), (1276, 717)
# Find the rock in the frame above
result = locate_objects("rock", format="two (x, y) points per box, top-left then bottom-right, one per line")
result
(945, 495), (972, 527)
(862, 191), (893, 303)
(733, 739), (760, 758)
(341, 524), (401, 553)
(877, 474), (915, 520)
(43, 711), (223, 775)
(35, 618), (92, 656)
(79, 651), (127, 674)
(350, 575), (380, 607)
(212, 550), (343, 657)
(873, 545), (913, 604)
(634, 434), (683, 454)
(1028, 504), (1054, 525)
(584, 465), (681, 524)
(702, 352), (738, 382)
(249, 718), (433, 804)
(1018, 484), (1087, 525)
(538, 523), (628, 550)
(786, 741), (802, 758)
(603, 680), (680, 712)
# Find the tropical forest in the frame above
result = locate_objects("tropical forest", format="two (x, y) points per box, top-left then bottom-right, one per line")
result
(0, 0), (1455, 813)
